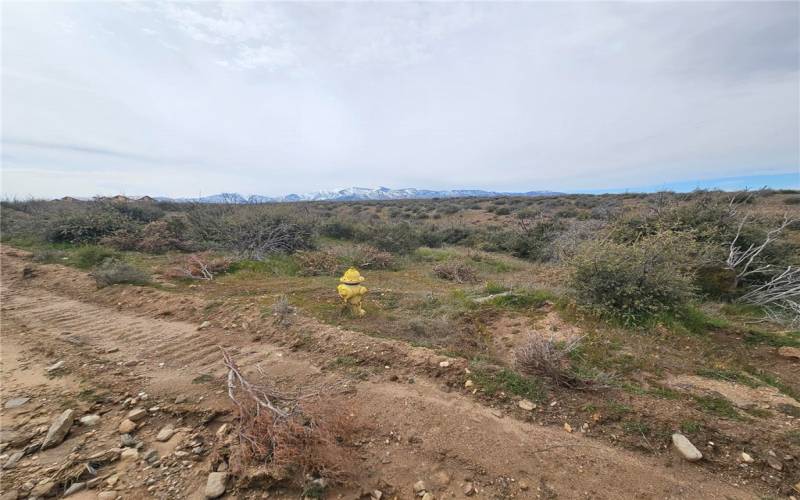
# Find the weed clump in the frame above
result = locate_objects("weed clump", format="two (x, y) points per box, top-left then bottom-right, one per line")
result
(91, 258), (150, 287)
(432, 262), (478, 283)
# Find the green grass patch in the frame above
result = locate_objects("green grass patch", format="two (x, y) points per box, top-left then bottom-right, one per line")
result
(743, 328), (800, 348)
(693, 395), (743, 420)
(470, 364), (545, 402)
(486, 289), (553, 310)
(745, 368), (799, 400)
(657, 306), (729, 335)
(484, 282), (510, 294)
(679, 420), (702, 434)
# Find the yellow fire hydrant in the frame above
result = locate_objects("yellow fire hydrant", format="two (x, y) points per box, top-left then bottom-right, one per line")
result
(337, 267), (368, 317)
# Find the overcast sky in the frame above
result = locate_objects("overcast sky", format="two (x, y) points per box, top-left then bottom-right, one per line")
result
(2, 1), (798, 198)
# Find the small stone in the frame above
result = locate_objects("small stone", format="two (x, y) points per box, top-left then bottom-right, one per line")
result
(421, 493), (435, 500)
(438, 361), (450, 368)
(741, 452), (754, 463)
(216, 424), (229, 437)
(766, 456), (783, 471)
(518, 400), (536, 411)
(413, 480), (426, 494)
(143, 449), (159, 464)
(80, 415), (101, 426)
(198, 321), (211, 330)
(45, 361), (65, 372)
(4, 397), (30, 409)
(205, 472), (227, 499)
(41, 409), (76, 449)
(31, 480), (57, 498)
(519, 481), (530, 491)
(126, 408), (147, 422)
(370, 491), (383, 500)
(432, 470), (451, 487)
(105, 474), (120, 486)
(98, 492), (118, 500)
(64, 482), (85, 497)
(2, 451), (24, 470)
(778, 346), (800, 360)
(464, 380), (474, 388)
(120, 434), (137, 447)
(118, 419), (136, 434)
(120, 448), (138, 461)
(563, 422), (573, 433)
(156, 426), (175, 442)
(174, 395), (188, 404)
(463, 482), (476, 496)
(672, 433), (702, 462)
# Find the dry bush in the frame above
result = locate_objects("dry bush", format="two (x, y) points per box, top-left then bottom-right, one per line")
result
(91, 258), (150, 288)
(515, 334), (582, 386)
(331, 244), (393, 270)
(163, 252), (233, 280)
(271, 295), (294, 325)
(432, 262), (478, 283)
(222, 352), (357, 489)
(295, 250), (340, 276)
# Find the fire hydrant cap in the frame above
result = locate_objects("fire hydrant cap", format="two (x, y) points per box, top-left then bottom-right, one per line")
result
(339, 267), (365, 284)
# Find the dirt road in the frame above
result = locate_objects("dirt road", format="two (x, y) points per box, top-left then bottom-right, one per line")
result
(0, 247), (760, 498)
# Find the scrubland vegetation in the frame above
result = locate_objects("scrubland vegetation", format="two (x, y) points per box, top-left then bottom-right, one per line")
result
(2, 189), (799, 492)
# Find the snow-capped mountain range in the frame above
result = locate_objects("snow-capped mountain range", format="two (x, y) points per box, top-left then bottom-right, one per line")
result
(158, 187), (561, 203)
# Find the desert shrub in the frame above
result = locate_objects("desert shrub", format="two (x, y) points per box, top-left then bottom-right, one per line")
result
(108, 201), (164, 222)
(163, 252), (233, 280)
(138, 220), (187, 253)
(783, 196), (800, 205)
(359, 223), (420, 254)
(432, 263), (478, 283)
(295, 250), (341, 276)
(515, 334), (583, 386)
(271, 295), (294, 325)
(569, 232), (698, 325)
(91, 258), (150, 287)
(331, 244), (393, 270)
(73, 246), (117, 269)
(213, 212), (315, 259)
(99, 229), (141, 251)
(550, 220), (607, 262)
(483, 219), (565, 261)
(222, 353), (357, 487)
(319, 221), (357, 240)
(31, 248), (66, 263)
(46, 209), (136, 244)
(486, 289), (552, 309)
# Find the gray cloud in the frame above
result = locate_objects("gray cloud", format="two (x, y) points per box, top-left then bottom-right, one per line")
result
(1, 1), (797, 198)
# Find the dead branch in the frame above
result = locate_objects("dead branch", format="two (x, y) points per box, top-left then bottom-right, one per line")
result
(738, 266), (800, 326)
(726, 214), (794, 286)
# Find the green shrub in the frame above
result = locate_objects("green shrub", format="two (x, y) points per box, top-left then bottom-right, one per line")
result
(91, 258), (150, 287)
(73, 246), (117, 269)
(569, 232), (698, 325)
(46, 209), (136, 244)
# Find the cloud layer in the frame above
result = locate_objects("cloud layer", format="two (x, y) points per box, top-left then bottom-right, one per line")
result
(2, 2), (798, 198)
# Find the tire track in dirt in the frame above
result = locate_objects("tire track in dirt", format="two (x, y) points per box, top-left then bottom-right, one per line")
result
(1, 251), (761, 499)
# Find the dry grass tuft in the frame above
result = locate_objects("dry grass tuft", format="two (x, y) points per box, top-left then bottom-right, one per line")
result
(432, 262), (478, 283)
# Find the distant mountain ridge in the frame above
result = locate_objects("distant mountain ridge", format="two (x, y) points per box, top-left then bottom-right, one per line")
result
(155, 186), (561, 203)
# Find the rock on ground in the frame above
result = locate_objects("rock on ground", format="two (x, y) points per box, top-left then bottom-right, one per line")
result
(518, 399), (536, 411)
(97, 492), (119, 500)
(205, 472), (228, 499)
(778, 346), (800, 360)
(672, 433), (702, 462)
(126, 408), (147, 422)
(63, 482), (85, 497)
(118, 419), (136, 434)
(155, 426), (175, 442)
(80, 414), (101, 426)
(41, 409), (75, 450)
(4, 397), (30, 409)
